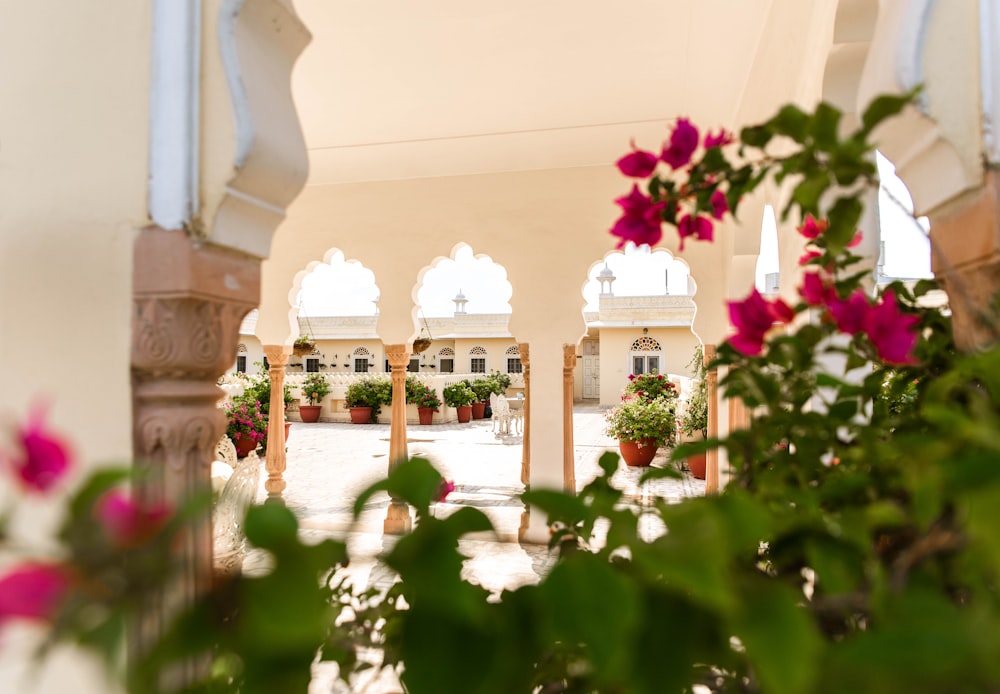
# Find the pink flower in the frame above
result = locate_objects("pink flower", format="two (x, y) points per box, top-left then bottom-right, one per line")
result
(847, 230), (863, 248)
(798, 249), (822, 266)
(797, 215), (828, 240)
(616, 141), (659, 178)
(6, 404), (72, 494)
(799, 272), (835, 307)
(710, 189), (729, 220)
(660, 118), (700, 169)
(677, 214), (714, 250)
(0, 564), (70, 626)
(704, 128), (734, 149)
(94, 490), (172, 548)
(863, 289), (920, 365)
(726, 289), (794, 356)
(435, 479), (456, 503)
(609, 185), (665, 249)
(828, 289), (870, 335)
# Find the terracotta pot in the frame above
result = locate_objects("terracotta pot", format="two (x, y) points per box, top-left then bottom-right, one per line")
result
(687, 452), (707, 479)
(618, 439), (658, 467)
(456, 405), (473, 423)
(417, 407), (435, 425)
(284, 422), (292, 443)
(349, 406), (373, 424)
(300, 404), (322, 423)
(471, 401), (487, 419)
(233, 436), (258, 459)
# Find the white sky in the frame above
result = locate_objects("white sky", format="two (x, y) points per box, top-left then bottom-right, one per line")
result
(299, 158), (931, 317)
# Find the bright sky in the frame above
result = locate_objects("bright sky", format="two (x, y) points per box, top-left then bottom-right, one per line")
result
(298, 157), (931, 317)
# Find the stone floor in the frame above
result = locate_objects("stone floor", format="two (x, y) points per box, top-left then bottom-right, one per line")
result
(246, 404), (705, 693)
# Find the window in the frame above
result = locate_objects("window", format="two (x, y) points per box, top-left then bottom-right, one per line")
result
(354, 358), (369, 373)
(236, 355), (247, 373)
(306, 358), (320, 373)
(470, 358), (486, 373)
(506, 358), (522, 374)
(630, 336), (661, 376)
(439, 358), (454, 373)
(632, 355), (659, 375)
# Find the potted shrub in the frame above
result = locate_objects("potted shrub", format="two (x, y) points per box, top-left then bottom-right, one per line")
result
(410, 381), (442, 425)
(468, 377), (495, 419)
(299, 372), (331, 423)
(345, 376), (391, 424)
(224, 395), (268, 458)
(677, 347), (709, 478)
(443, 382), (476, 423)
(604, 396), (677, 467)
(623, 372), (679, 403)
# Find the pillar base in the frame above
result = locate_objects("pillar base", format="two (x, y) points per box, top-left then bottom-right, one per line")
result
(383, 501), (412, 535)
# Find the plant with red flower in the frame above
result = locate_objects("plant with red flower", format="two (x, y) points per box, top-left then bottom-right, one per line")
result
(94, 490), (172, 548)
(0, 563), (70, 626)
(726, 289), (794, 356)
(3, 403), (72, 493)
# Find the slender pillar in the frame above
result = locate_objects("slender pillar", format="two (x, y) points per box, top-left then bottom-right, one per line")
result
(263, 345), (289, 501)
(518, 342), (531, 487)
(384, 343), (412, 534)
(562, 344), (577, 493)
(131, 228), (258, 683)
(704, 344), (720, 494)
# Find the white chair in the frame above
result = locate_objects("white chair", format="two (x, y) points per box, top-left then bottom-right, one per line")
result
(508, 394), (524, 435)
(492, 394), (513, 436)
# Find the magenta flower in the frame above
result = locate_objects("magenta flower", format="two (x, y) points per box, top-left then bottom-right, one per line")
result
(435, 479), (456, 503)
(660, 118), (700, 169)
(710, 189), (729, 220)
(6, 404), (72, 494)
(616, 141), (659, 178)
(727, 289), (794, 356)
(828, 289), (870, 335)
(848, 230), (863, 248)
(95, 490), (172, 548)
(797, 215), (828, 240)
(704, 128), (734, 149)
(0, 564), (70, 626)
(863, 289), (920, 365)
(798, 249), (822, 266)
(799, 272), (835, 307)
(677, 214), (713, 251)
(609, 185), (665, 249)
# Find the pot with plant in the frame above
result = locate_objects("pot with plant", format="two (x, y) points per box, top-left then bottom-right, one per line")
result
(292, 335), (316, 357)
(407, 380), (442, 425)
(443, 382), (476, 423)
(604, 395), (677, 467)
(224, 395), (268, 458)
(677, 347), (709, 478)
(468, 377), (496, 419)
(299, 372), (331, 424)
(345, 376), (391, 424)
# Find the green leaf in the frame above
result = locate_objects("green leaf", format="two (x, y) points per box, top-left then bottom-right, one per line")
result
(244, 502), (299, 550)
(771, 104), (810, 140)
(811, 102), (842, 149)
(825, 195), (864, 252)
(791, 173), (830, 216)
(860, 87), (920, 135)
(352, 456), (443, 518)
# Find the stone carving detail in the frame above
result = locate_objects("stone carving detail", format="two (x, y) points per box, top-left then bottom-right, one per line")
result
(630, 336), (662, 352)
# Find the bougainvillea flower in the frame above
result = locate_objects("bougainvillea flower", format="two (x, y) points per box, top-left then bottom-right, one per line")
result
(726, 289), (793, 356)
(609, 185), (665, 249)
(710, 189), (729, 220)
(660, 118), (700, 169)
(863, 289), (920, 365)
(797, 215), (829, 240)
(616, 141), (659, 178)
(704, 128), (734, 149)
(798, 249), (822, 266)
(435, 479), (456, 503)
(0, 564), (70, 626)
(94, 490), (172, 548)
(827, 288), (870, 335)
(847, 230), (863, 248)
(6, 404), (72, 493)
(799, 272), (836, 306)
(677, 214), (714, 250)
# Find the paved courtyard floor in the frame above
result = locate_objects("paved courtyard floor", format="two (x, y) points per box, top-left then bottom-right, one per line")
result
(246, 404), (705, 693)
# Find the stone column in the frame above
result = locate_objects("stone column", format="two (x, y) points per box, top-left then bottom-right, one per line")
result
(263, 345), (289, 501)
(518, 342), (531, 487)
(131, 228), (258, 681)
(384, 343), (412, 534)
(562, 344), (576, 493)
(704, 344), (720, 494)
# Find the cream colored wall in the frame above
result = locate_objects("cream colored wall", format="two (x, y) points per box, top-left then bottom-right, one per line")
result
(233, 335), (265, 375)
(598, 328), (700, 405)
(451, 338), (519, 375)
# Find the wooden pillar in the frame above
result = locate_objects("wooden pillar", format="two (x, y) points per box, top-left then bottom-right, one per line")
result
(562, 344), (576, 493)
(263, 345), (289, 501)
(131, 228), (258, 682)
(518, 342), (531, 487)
(384, 343), (412, 534)
(704, 344), (720, 494)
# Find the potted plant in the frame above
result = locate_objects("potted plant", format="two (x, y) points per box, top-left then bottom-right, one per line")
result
(408, 380), (442, 425)
(677, 347), (709, 478)
(224, 395), (268, 458)
(345, 376), (391, 424)
(292, 335), (316, 356)
(604, 395), (677, 467)
(467, 377), (495, 419)
(299, 372), (331, 423)
(443, 382), (476, 423)
(623, 372), (679, 403)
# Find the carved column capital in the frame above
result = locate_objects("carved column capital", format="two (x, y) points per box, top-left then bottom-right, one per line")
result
(385, 343), (411, 368)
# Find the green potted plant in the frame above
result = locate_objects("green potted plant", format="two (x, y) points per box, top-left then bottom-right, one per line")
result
(604, 396), (677, 467)
(345, 376), (391, 424)
(299, 372), (331, 423)
(677, 346), (709, 478)
(623, 372), (679, 403)
(443, 382), (476, 423)
(467, 377), (495, 419)
(292, 335), (316, 356)
(407, 380), (442, 425)
(223, 395), (268, 458)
